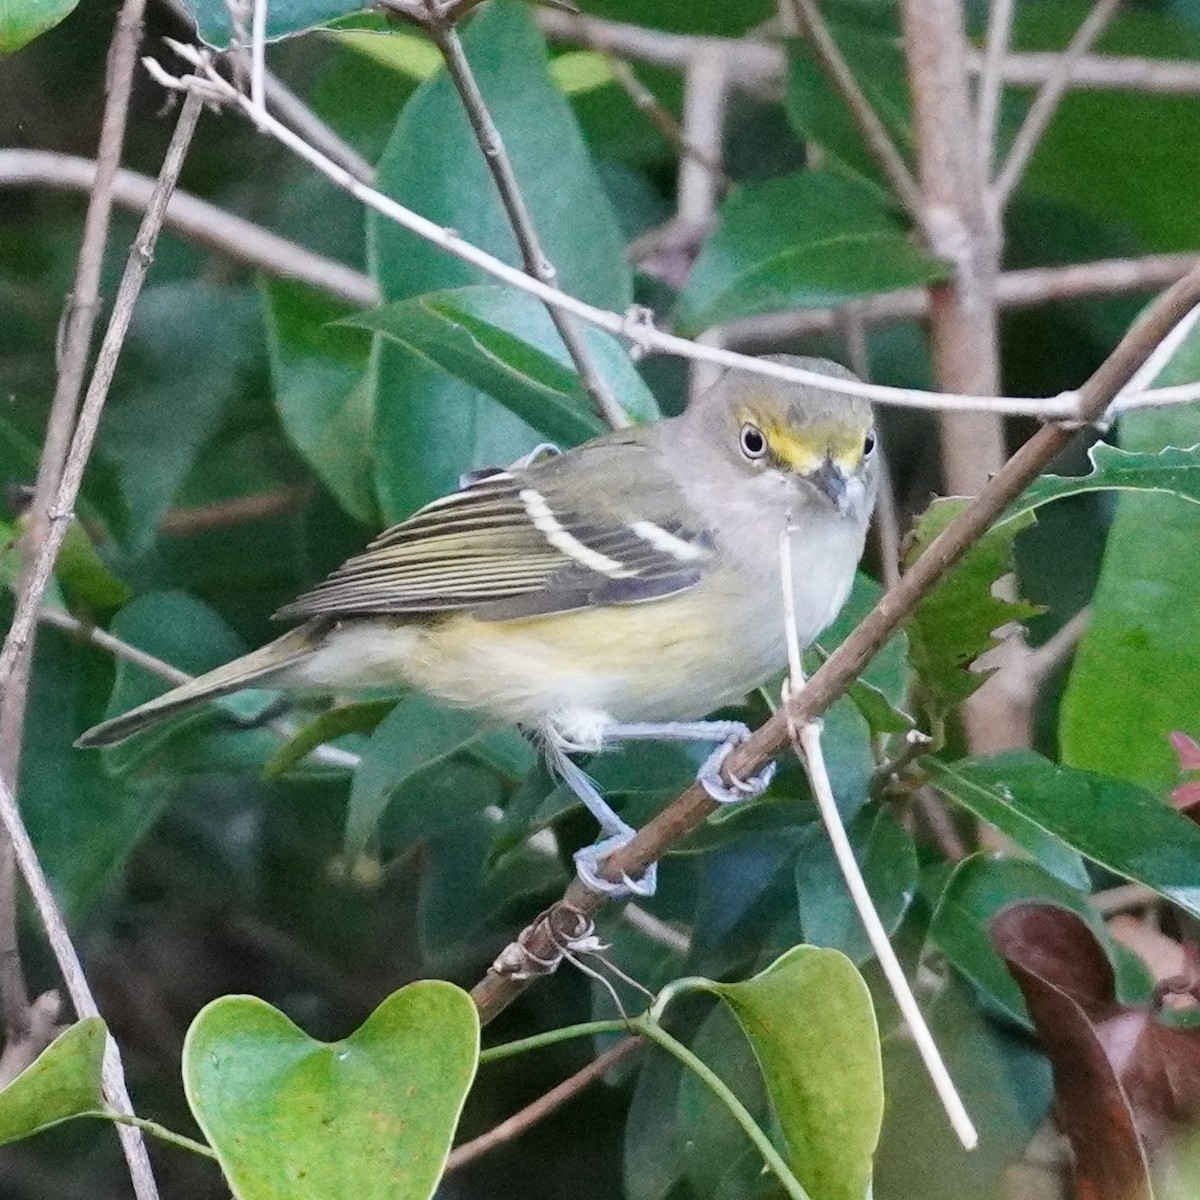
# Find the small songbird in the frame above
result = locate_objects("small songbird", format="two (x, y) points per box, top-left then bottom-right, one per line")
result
(79, 356), (879, 896)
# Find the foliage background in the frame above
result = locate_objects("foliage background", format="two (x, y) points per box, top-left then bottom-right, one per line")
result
(2, 0), (1200, 1196)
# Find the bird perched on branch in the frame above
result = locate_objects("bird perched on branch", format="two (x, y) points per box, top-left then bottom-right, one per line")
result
(79, 355), (879, 896)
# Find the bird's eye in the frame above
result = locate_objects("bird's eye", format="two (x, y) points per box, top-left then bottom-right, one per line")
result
(740, 423), (767, 459)
(862, 430), (877, 456)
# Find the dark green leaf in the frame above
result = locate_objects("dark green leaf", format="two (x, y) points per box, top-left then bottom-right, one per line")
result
(905, 499), (1041, 719)
(0, 0), (79, 51)
(182, 984), (478, 1200)
(181, 0), (366, 46)
(0, 1019), (106, 1145)
(929, 854), (1102, 1026)
(262, 700), (392, 779)
(344, 694), (489, 861)
(924, 758), (1089, 889)
(677, 172), (946, 333)
(52, 520), (133, 618)
(346, 285), (657, 447)
(1061, 405), (1200, 790)
(710, 945), (884, 1200)
(370, 1), (631, 519)
(796, 805), (918, 964)
(262, 280), (376, 526)
(950, 751), (1200, 920)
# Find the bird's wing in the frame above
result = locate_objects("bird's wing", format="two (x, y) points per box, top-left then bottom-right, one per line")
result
(275, 432), (715, 622)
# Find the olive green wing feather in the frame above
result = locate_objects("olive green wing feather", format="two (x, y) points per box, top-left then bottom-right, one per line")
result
(276, 434), (715, 621)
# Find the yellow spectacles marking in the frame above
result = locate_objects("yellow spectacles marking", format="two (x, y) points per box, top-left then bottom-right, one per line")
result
(739, 408), (867, 474)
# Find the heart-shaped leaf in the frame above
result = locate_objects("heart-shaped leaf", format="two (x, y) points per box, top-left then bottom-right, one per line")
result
(0, 1018), (106, 1145)
(183, 983), (479, 1200)
(710, 945), (884, 1200)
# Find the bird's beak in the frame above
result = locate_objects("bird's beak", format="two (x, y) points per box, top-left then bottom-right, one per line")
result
(805, 457), (850, 511)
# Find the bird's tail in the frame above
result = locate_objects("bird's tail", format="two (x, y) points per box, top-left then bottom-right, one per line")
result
(76, 625), (318, 748)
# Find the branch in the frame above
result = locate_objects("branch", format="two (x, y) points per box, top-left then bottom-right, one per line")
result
(992, 0), (1122, 205)
(786, 0), (923, 221)
(470, 261), (1200, 1024)
(445, 1036), (643, 1171)
(141, 43), (1200, 420)
(421, 5), (629, 429)
(723, 251), (1200, 342)
(0, 0), (148, 1143)
(0, 150), (378, 307)
(974, 0), (1016, 178)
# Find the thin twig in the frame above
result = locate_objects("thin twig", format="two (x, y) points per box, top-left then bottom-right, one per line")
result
(786, 0), (923, 221)
(0, 0), (149, 1120)
(0, 95), (204, 699)
(446, 1036), (644, 1172)
(139, 45), (1200, 420)
(992, 0), (1122, 204)
(159, 484), (311, 535)
(421, 6), (629, 429)
(621, 903), (691, 954)
(604, 56), (728, 184)
(975, 0), (1016, 178)
(0, 149), (378, 307)
(250, 0), (268, 110)
(470, 259), (1200, 1025)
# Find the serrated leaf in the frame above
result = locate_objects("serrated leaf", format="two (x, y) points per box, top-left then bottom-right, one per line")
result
(709, 945), (884, 1200)
(0, 1019), (106, 1145)
(182, 984), (479, 1200)
(677, 172), (946, 333)
(905, 499), (1041, 719)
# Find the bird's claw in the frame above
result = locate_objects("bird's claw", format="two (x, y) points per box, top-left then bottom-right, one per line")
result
(574, 831), (658, 898)
(698, 739), (777, 805)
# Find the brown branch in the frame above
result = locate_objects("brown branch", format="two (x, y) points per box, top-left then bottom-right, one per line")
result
(470, 259), (1200, 1025)
(722, 251), (1200, 344)
(445, 1036), (643, 1172)
(992, 0), (1122, 205)
(786, 0), (923, 221)
(158, 484), (311, 535)
(0, 93), (204, 720)
(0, 0), (149, 1117)
(0, 150), (378, 307)
(421, 5), (629, 429)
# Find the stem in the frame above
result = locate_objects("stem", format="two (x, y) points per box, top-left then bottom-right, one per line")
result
(633, 1016), (813, 1200)
(106, 1113), (218, 1159)
(478, 1018), (633, 1064)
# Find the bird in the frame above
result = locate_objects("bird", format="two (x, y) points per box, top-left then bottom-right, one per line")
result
(79, 355), (879, 896)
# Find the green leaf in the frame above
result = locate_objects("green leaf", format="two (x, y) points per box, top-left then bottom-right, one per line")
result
(677, 172), (946, 333)
(0, 1019), (106, 1145)
(0, 0), (78, 51)
(369, 2), (632, 520)
(262, 700), (392, 779)
(929, 854), (1102, 1026)
(54, 519), (133, 617)
(904, 499), (1041, 719)
(181, 0), (366, 46)
(347, 285), (658, 447)
(795, 805), (918, 965)
(785, 21), (912, 197)
(182, 983), (479, 1200)
(344, 694), (489, 861)
(711, 945), (884, 1200)
(945, 751), (1200, 921)
(1061, 407), (1200, 790)
(262, 280), (376, 526)
(923, 758), (1089, 889)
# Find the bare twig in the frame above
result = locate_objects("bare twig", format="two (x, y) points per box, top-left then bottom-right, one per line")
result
(621, 904), (691, 954)
(140, 45), (1200, 420)
(421, 5), (629, 428)
(786, 0), (923, 220)
(604, 56), (728, 183)
(982, 49), (1200, 96)
(0, 0), (148, 1110)
(0, 150), (378, 306)
(470, 258), (1200, 1025)
(159, 484), (311, 535)
(445, 1036), (644, 1171)
(992, 0), (1122, 204)
(975, 0), (1016, 178)
(0, 95), (204, 696)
